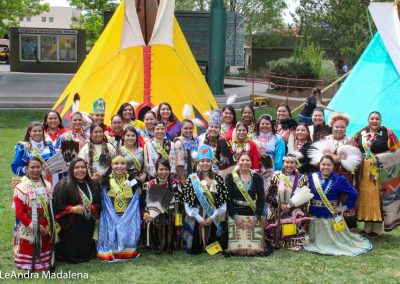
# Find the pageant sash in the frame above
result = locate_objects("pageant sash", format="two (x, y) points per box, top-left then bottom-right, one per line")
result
(151, 140), (170, 161)
(120, 146), (142, 171)
(312, 173), (345, 232)
(278, 172), (299, 191)
(189, 174), (223, 237)
(21, 142), (45, 164)
(231, 170), (256, 212)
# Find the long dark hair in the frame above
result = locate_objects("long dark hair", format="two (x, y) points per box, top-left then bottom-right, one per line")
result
(88, 123), (110, 169)
(26, 157), (44, 180)
(117, 103), (136, 120)
(255, 114), (276, 135)
(121, 126), (139, 148)
(43, 110), (64, 130)
(64, 158), (96, 199)
(276, 103), (293, 119)
(221, 105), (237, 126)
(24, 121), (47, 144)
(157, 102), (177, 122)
(240, 104), (255, 122)
(156, 158), (171, 172)
(296, 122), (311, 141)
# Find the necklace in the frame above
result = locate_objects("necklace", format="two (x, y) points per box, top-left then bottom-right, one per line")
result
(232, 139), (250, 158)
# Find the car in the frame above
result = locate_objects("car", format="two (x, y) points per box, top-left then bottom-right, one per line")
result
(0, 44), (10, 64)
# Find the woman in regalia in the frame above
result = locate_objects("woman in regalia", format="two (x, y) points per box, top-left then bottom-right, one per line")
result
(231, 122), (260, 171)
(117, 126), (146, 182)
(353, 111), (400, 237)
(174, 119), (199, 183)
(224, 152), (271, 256)
(309, 107), (331, 142)
(13, 157), (57, 271)
(55, 112), (90, 151)
(220, 105), (237, 141)
(138, 110), (157, 147)
(53, 158), (101, 263)
(97, 156), (142, 261)
(157, 102), (181, 140)
(11, 121), (56, 180)
(105, 114), (124, 146)
(305, 155), (372, 256)
(273, 103), (298, 143)
(239, 105), (256, 140)
(78, 123), (116, 183)
(143, 159), (183, 253)
(317, 112), (362, 229)
(253, 114), (286, 181)
(43, 110), (68, 146)
(117, 102), (145, 131)
(287, 123), (313, 174)
(265, 154), (312, 251)
(198, 110), (236, 177)
(144, 120), (176, 178)
(182, 145), (228, 254)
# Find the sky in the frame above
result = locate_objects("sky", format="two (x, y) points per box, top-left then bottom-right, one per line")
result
(45, 0), (299, 23)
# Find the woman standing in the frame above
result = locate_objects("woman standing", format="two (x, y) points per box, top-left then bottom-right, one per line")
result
(143, 159), (183, 252)
(273, 103), (298, 143)
(53, 158), (101, 263)
(239, 105), (256, 140)
(138, 111), (157, 146)
(309, 108), (331, 142)
(175, 119), (199, 182)
(253, 114), (286, 178)
(354, 111), (400, 237)
(105, 114), (124, 146)
(43, 110), (68, 146)
(11, 121), (56, 178)
(55, 112), (90, 151)
(182, 145), (228, 254)
(220, 105), (237, 141)
(117, 126), (146, 182)
(305, 155), (372, 256)
(287, 123), (313, 174)
(157, 102), (181, 140)
(299, 88), (333, 125)
(224, 152), (270, 256)
(13, 157), (56, 271)
(231, 123), (260, 171)
(265, 154), (310, 250)
(117, 102), (145, 131)
(78, 123), (116, 182)
(144, 121), (176, 178)
(97, 156), (142, 261)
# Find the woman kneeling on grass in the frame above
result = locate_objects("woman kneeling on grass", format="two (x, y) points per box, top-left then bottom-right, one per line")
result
(53, 158), (101, 263)
(305, 155), (372, 256)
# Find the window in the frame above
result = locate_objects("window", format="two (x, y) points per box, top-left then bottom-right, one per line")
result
(19, 17), (24, 22)
(42, 17), (46, 22)
(26, 17), (31, 22)
(49, 17), (54, 23)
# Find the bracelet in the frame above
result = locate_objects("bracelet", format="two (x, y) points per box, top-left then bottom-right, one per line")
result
(72, 206), (76, 214)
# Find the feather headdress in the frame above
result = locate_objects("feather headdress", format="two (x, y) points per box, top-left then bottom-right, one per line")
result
(308, 140), (336, 165)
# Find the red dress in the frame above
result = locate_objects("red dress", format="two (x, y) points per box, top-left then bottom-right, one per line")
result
(45, 128), (69, 145)
(13, 177), (53, 271)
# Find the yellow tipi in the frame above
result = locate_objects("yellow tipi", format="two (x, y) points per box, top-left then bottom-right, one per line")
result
(53, 0), (217, 123)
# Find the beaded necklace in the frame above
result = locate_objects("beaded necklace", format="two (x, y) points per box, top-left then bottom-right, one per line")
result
(77, 183), (93, 220)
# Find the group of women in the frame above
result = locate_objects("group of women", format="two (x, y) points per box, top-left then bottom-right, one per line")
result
(10, 94), (399, 271)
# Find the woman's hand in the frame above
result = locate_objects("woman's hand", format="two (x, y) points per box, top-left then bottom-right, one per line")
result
(280, 203), (291, 213)
(71, 204), (86, 215)
(144, 214), (154, 223)
(200, 217), (213, 227)
(334, 206), (345, 213)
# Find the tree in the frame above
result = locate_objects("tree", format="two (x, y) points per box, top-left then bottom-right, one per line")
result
(68, 0), (118, 46)
(176, 0), (287, 34)
(0, 0), (49, 38)
(294, 0), (377, 64)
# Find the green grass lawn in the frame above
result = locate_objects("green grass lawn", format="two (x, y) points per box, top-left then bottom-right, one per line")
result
(0, 110), (399, 283)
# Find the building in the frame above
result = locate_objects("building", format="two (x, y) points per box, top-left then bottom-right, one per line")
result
(18, 6), (81, 29)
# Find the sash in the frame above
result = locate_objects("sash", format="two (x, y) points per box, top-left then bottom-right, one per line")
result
(311, 173), (345, 232)
(120, 146), (142, 171)
(361, 133), (379, 179)
(21, 142), (45, 164)
(151, 140), (170, 161)
(278, 172), (299, 192)
(200, 180), (215, 208)
(189, 174), (223, 237)
(231, 170), (256, 212)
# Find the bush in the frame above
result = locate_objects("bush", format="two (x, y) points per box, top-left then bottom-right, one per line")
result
(266, 57), (320, 89)
(294, 41), (325, 77)
(320, 59), (339, 80)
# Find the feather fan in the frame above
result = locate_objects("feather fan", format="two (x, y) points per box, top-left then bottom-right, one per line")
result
(337, 145), (363, 172)
(289, 186), (314, 207)
(308, 140), (336, 165)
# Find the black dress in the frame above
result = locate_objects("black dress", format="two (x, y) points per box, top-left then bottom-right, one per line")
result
(53, 179), (102, 263)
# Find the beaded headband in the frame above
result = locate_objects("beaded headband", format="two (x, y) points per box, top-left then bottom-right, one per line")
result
(112, 155), (127, 163)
